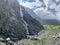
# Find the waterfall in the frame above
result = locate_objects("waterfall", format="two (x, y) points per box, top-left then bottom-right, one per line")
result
(21, 19), (29, 35)
(20, 6), (23, 17)
(20, 6), (29, 36)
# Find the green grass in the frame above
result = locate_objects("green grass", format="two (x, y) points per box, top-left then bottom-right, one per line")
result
(43, 24), (60, 30)
(25, 39), (37, 45)
(39, 34), (57, 45)
(0, 34), (6, 41)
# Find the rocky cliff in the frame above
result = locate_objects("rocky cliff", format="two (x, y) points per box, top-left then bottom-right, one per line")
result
(0, 0), (26, 39)
(0, 0), (44, 41)
(21, 6), (44, 35)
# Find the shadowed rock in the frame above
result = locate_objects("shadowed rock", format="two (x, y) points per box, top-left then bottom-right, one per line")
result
(0, 0), (44, 42)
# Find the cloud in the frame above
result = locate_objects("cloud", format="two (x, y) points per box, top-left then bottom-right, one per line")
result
(49, 2), (56, 9)
(19, 0), (60, 21)
(34, 7), (57, 19)
(36, 0), (39, 2)
(55, 5), (60, 12)
(43, 0), (49, 7)
(33, 0), (60, 20)
(19, 0), (42, 9)
(56, 12), (60, 20)
(55, 0), (60, 2)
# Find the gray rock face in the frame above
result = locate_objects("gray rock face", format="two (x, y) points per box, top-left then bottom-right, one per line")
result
(0, 0), (44, 41)
(21, 6), (44, 35)
(0, 42), (6, 45)
(0, 0), (26, 39)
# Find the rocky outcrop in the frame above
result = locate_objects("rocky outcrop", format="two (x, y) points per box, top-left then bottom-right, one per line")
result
(0, 0), (26, 39)
(21, 6), (44, 35)
(0, 0), (44, 41)
(0, 42), (6, 45)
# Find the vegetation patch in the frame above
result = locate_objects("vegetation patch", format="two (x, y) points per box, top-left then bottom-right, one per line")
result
(43, 24), (60, 30)
(25, 39), (37, 45)
(0, 34), (6, 41)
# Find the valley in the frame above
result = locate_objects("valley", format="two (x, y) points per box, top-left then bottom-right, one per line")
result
(11, 30), (60, 45)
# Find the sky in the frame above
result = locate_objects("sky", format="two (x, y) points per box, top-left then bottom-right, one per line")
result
(18, 0), (43, 9)
(18, 0), (50, 9)
(18, 0), (60, 20)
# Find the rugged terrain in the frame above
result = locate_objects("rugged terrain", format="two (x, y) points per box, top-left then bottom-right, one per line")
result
(0, 0), (60, 45)
(1, 30), (60, 45)
(0, 0), (43, 42)
(14, 30), (60, 45)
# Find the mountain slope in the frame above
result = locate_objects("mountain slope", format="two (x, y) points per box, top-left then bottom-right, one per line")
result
(24, 7), (42, 22)
(0, 0), (26, 39)
(21, 6), (44, 35)
(42, 19), (60, 25)
(24, 6), (60, 25)
(0, 0), (44, 41)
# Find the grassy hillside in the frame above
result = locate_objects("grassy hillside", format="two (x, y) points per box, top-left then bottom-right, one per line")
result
(43, 24), (60, 30)
(15, 29), (60, 45)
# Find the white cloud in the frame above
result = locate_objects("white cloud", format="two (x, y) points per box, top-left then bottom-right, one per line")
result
(43, 0), (49, 7)
(55, 5), (60, 12)
(49, 2), (56, 9)
(55, 0), (60, 2)
(35, 0), (39, 2)
(34, 7), (57, 19)
(19, 0), (60, 21)
(20, 2), (35, 9)
(19, 0), (42, 9)
(33, 0), (60, 21)
(56, 12), (60, 20)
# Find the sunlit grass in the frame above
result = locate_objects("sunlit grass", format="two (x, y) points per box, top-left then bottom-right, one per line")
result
(43, 24), (60, 30)
(25, 39), (37, 45)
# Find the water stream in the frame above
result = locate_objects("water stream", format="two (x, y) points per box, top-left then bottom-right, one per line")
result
(20, 6), (29, 35)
